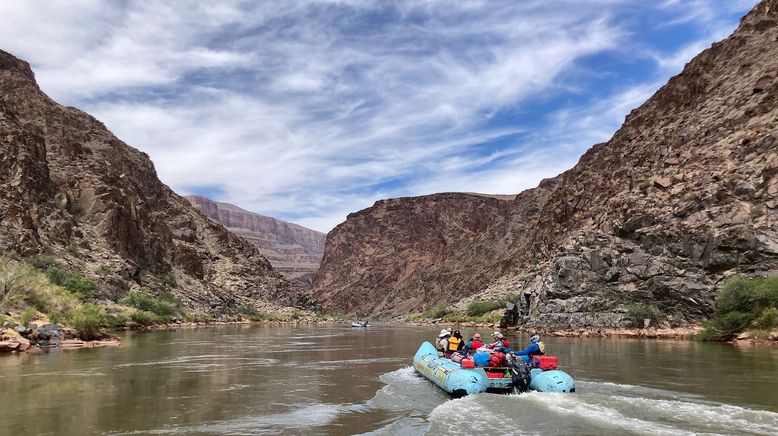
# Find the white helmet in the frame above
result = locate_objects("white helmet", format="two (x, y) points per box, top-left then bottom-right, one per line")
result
(492, 331), (504, 338)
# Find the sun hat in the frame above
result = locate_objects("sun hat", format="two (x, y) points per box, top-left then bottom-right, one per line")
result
(438, 329), (449, 338)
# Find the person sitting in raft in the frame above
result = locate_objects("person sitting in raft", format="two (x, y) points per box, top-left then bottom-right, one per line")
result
(513, 332), (545, 360)
(487, 331), (510, 350)
(436, 329), (450, 356)
(445, 330), (464, 358)
(463, 333), (483, 355)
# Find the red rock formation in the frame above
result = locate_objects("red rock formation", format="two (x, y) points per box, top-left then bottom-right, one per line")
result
(0, 50), (307, 313)
(313, 1), (778, 326)
(186, 196), (325, 286)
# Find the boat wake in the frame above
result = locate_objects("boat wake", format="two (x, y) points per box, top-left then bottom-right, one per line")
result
(425, 381), (778, 435)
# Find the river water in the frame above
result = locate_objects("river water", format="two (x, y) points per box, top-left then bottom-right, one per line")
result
(1, 325), (777, 435)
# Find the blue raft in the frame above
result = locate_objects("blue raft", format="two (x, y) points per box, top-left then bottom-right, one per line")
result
(413, 342), (575, 397)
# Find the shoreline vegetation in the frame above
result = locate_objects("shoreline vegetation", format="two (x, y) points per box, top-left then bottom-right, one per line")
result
(3, 251), (777, 354)
(0, 254), (335, 354)
(405, 275), (778, 346)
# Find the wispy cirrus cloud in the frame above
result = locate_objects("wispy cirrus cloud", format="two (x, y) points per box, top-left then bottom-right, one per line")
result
(0, 0), (757, 232)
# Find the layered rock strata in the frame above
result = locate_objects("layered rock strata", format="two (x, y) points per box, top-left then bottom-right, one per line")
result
(186, 196), (325, 286)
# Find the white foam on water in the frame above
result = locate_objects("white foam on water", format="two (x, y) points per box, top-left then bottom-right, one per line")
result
(356, 416), (430, 436)
(423, 382), (778, 436)
(117, 403), (362, 435)
(370, 366), (448, 414)
(597, 394), (778, 435)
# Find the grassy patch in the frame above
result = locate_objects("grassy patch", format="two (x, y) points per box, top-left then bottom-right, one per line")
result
(626, 302), (660, 320)
(129, 310), (167, 326)
(46, 267), (97, 300)
(696, 275), (778, 341)
(422, 304), (453, 319)
(466, 300), (502, 317)
(442, 310), (502, 324)
(68, 304), (106, 340)
(119, 289), (181, 318)
(19, 307), (38, 326)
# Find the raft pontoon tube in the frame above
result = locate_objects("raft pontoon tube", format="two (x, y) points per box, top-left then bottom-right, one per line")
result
(413, 342), (574, 397)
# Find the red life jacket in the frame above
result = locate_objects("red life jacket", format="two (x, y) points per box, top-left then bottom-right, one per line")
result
(469, 340), (483, 350)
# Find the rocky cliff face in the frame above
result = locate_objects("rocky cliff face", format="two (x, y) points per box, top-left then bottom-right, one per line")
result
(186, 196), (325, 286)
(313, 189), (555, 316)
(312, 1), (778, 326)
(0, 50), (307, 313)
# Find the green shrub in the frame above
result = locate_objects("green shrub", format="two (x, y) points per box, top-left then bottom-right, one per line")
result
(501, 293), (520, 304)
(422, 304), (453, 319)
(46, 267), (96, 300)
(161, 273), (177, 288)
(20, 307), (38, 326)
(96, 264), (111, 277)
(754, 307), (778, 330)
(750, 205), (764, 219)
(129, 310), (166, 326)
(697, 275), (778, 341)
(65, 244), (80, 257)
(443, 310), (502, 323)
(0, 260), (24, 310)
(467, 300), (502, 317)
(626, 302), (659, 320)
(28, 254), (57, 270)
(290, 311), (302, 320)
(68, 304), (106, 340)
(119, 289), (180, 317)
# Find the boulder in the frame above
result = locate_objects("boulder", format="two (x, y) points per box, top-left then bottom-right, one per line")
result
(11, 336), (30, 351)
(0, 341), (20, 352)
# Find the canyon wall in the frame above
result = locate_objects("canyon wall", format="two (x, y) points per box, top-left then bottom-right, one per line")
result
(312, 1), (778, 326)
(186, 196), (325, 286)
(0, 50), (308, 314)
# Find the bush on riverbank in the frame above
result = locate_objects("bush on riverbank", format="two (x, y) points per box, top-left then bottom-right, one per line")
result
(68, 304), (107, 340)
(443, 310), (502, 324)
(696, 275), (778, 341)
(46, 267), (97, 300)
(119, 289), (181, 318)
(466, 300), (502, 317)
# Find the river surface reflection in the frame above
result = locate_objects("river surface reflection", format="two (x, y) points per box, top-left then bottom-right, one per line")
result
(1, 324), (776, 435)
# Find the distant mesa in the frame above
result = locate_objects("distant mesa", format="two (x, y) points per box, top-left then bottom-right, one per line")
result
(186, 196), (325, 287)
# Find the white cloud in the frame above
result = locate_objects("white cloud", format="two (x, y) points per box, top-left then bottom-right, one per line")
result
(0, 0), (756, 232)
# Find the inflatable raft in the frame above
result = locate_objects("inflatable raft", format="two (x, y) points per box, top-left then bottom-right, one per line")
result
(351, 322), (371, 327)
(413, 342), (574, 397)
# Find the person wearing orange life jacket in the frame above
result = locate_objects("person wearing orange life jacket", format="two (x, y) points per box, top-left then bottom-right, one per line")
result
(445, 330), (464, 358)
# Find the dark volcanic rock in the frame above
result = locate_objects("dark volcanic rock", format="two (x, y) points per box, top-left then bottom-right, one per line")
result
(186, 196), (325, 287)
(312, 1), (778, 326)
(0, 50), (308, 312)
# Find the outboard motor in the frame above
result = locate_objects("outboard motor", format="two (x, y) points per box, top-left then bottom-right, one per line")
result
(509, 358), (531, 393)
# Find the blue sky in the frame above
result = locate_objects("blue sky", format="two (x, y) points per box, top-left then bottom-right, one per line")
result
(0, 0), (757, 232)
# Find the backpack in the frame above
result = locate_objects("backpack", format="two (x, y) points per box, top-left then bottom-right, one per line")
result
(473, 352), (491, 367)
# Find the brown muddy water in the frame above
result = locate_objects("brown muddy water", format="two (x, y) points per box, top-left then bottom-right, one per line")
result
(1, 325), (777, 435)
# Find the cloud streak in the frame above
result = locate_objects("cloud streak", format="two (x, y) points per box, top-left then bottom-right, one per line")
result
(0, 0), (757, 232)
